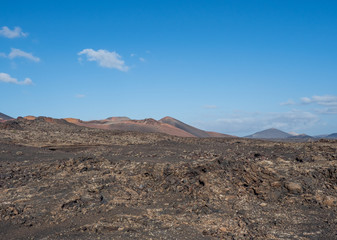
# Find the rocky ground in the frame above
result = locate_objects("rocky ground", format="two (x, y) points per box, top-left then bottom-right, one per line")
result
(0, 118), (336, 239)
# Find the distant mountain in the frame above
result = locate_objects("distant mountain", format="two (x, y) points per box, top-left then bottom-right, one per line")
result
(0, 113), (14, 121)
(312, 133), (337, 139)
(325, 133), (337, 139)
(61, 116), (232, 138)
(245, 128), (292, 139)
(314, 134), (329, 138)
(287, 134), (313, 139)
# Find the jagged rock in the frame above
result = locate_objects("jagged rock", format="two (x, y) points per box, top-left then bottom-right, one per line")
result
(285, 182), (303, 194)
(322, 196), (337, 207)
(0, 118), (336, 239)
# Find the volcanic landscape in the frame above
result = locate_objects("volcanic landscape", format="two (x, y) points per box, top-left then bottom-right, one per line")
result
(0, 116), (336, 239)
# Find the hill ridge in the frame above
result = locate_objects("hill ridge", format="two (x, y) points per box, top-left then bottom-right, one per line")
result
(245, 128), (292, 139)
(0, 112), (14, 121)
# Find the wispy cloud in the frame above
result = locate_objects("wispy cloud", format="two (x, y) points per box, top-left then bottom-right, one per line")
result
(130, 53), (145, 62)
(0, 26), (28, 38)
(315, 107), (337, 114)
(300, 95), (337, 115)
(203, 105), (217, 109)
(78, 49), (129, 71)
(75, 94), (85, 98)
(280, 99), (295, 106)
(301, 95), (337, 106)
(8, 48), (40, 62)
(0, 72), (32, 85)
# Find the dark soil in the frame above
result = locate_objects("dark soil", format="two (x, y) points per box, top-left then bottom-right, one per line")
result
(0, 118), (336, 239)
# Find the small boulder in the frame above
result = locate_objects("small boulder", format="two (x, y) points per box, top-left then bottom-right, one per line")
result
(322, 196), (336, 207)
(285, 182), (302, 194)
(16, 151), (23, 156)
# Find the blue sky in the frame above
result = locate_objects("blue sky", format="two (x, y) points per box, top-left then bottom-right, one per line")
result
(1, 0), (337, 136)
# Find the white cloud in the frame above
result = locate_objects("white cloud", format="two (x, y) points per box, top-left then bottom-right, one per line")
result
(203, 105), (217, 109)
(301, 97), (311, 104)
(298, 95), (337, 115)
(75, 94), (85, 98)
(0, 72), (32, 85)
(78, 49), (129, 71)
(139, 57), (145, 62)
(130, 53), (136, 57)
(0, 26), (28, 38)
(21, 78), (33, 85)
(315, 107), (337, 114)
(301, 95), (337, 106)
(8, 48), (40, 62)
(280, 99), (295, 106)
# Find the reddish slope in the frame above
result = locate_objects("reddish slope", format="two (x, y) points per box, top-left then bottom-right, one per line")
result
(159, 117), (210, 137)
(159, 116), (232, 138)
(22, 115), (232, 138)
(107, 119), (195, 137)
(0, 113), (13, 121)
(63, 117), (195, 137)
(206, 131), (234, 138)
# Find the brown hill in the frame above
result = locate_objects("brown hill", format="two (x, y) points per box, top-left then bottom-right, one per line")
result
(75, 116), (232, 138)
(106, 118), (195, 137)
(159, 116), (233, 138)
(0, 112), (14, 121)
(159, 116), (210, 137)
(206, 131), (234, 138)
(18, 115), (230, 138)
(63, 117), (194, 137)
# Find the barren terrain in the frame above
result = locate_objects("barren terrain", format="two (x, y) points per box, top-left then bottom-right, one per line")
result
(0, 117), (336, 239)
